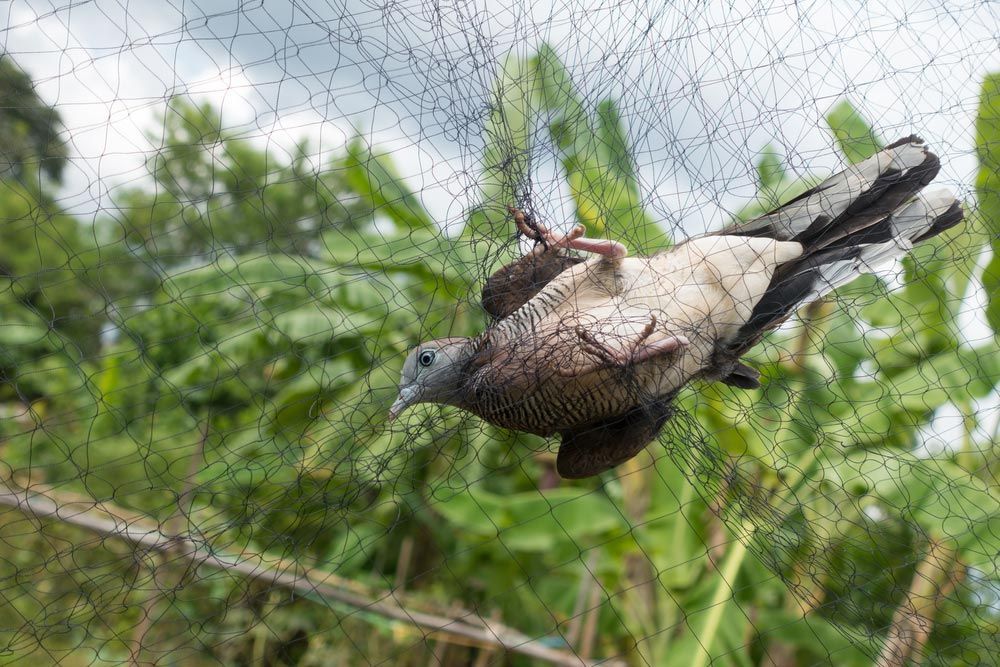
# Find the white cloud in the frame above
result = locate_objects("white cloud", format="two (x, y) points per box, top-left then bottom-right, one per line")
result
(2, 0), (996, 236)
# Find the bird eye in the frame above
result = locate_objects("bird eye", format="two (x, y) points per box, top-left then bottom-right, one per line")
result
(418, 350), (436, 367)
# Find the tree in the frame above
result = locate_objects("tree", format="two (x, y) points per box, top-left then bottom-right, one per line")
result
(115, 97), (371, 266)
(0, 55), (67, 184)
(0, 56), (106, 384)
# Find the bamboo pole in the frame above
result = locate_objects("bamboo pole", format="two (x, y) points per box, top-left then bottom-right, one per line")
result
(0, 480), (620, 667)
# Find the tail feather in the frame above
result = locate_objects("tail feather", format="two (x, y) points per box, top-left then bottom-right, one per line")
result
(909, 193), (964, 244)
(721, 137), (964, 355)
(725, 136), (938, 244)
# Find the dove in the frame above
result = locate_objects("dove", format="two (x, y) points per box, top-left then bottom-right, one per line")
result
(389, 136), (964, 478)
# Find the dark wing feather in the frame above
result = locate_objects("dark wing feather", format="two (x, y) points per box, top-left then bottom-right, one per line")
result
(481, 251), (583, 320)
(556, 399), (673, 478)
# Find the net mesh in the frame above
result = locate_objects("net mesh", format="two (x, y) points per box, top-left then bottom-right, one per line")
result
(0, 1), (998, 665)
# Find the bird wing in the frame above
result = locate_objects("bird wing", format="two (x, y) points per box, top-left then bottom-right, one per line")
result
(556, 399), (674, 478)
(480, 249), (583, 320)
(478, 236), (800, 398)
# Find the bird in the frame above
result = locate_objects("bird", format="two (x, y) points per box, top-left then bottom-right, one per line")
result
(389, 136), (964, 478)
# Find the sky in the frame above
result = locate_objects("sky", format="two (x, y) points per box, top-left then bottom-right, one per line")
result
(1, 0), (998, 444)
(2, 0), (998, 232)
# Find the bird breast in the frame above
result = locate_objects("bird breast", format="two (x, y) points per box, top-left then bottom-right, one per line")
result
(469, 234), (801, 434)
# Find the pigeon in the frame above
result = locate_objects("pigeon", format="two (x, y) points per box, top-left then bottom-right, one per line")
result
(389, 136), (964, 478)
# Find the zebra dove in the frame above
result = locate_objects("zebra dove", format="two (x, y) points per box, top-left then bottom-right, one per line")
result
(389, 136), (964, 478)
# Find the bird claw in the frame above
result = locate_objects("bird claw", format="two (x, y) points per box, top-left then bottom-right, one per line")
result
(637, 314), (658, 344)
(507, 206), (614, 258)
(575, 325), (619, 366)
(559, 315), (688, 377)
(509, 206), (547, 247)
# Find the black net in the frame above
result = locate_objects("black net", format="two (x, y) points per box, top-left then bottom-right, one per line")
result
(0, 1), (998, 665)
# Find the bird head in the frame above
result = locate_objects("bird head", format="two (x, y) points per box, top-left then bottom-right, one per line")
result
(388, 337), (471, 421)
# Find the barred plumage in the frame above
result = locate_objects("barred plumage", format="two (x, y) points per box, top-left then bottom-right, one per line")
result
(390, 137), (964, 478)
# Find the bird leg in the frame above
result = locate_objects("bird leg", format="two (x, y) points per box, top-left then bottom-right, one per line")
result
(558, 315), (689, 376)
(510, 206), (550, 249)
(630, 331), (690, 364)
(574, 326), (620, 367)
(508, 206), (628, 259)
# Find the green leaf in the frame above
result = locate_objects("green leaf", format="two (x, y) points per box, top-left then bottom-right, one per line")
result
(962, 515), (1000, 572)
(465, 54), (535, 239)
(821, 307), (868, 377)
(753, 609), (871, 666)
(756, 145), (785, 190)
(828, 451), (1000, 563)
(530, 45), (665, 249)
(826, 100), (883, 164)
(431, 485), (623, 552)
(596, 99), (638, 189)
(647, 464), (708, 588)
(881, 349), (978, 412)
(976, 73), (1000, 333)
(269, 308), (338, 342)
(337, 137), (435, 233)
(322, 227), (475, 291)
(0, 321), (48, 346)
(268, 359), (356, 429)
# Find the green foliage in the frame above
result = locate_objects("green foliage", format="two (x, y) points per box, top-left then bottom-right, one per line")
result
(117, 97), (364, 265)
(826, 99), (885, 164)
(0, 177), (123, 383)
(431, 485), (623, 551)
(0, 55), (67, 183)
(530, 45), (664, 249)
(977, 73), (1000, 333)
(756, 145), (785, 189)
(735, 146), (820, 222)
(465, 54), (536, 239)
(338, 137), (435, 232)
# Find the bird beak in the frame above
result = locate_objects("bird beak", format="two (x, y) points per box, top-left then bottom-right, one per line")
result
(387, 386), (419, 423)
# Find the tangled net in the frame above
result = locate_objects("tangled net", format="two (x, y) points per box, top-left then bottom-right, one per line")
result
(0, 1), (997, 665)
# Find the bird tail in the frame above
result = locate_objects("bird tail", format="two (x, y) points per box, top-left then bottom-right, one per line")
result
(722, 136), (964, 353)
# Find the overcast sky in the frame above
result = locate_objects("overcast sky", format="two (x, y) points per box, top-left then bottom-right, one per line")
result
(3, 0), (998, 235)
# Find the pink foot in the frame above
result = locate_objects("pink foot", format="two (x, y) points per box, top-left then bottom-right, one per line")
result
(509, 207), (628, 259)
(631, 335), (690, 364)
(562, 235), (628, 259)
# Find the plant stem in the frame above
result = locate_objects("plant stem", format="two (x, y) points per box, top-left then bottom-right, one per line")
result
(957, 395), (977, 471)
(394, 535), (415, 592)
(617, 450), (657, 641)
(784, 300), (829, 373)
(128, 562), (159, 667)
(876, 539), (958, 667)
(565, 551), (600, 649)
(579, 571), (604, 661)
(691, 531), (750, 667)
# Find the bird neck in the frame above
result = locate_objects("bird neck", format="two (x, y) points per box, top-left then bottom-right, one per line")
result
(436, 339), (478, 409)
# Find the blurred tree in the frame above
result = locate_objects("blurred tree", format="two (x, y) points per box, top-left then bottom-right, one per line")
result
(0, 56), (106, 383)
(116, 97), (371, 266)
(0, 55), (67, 184)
